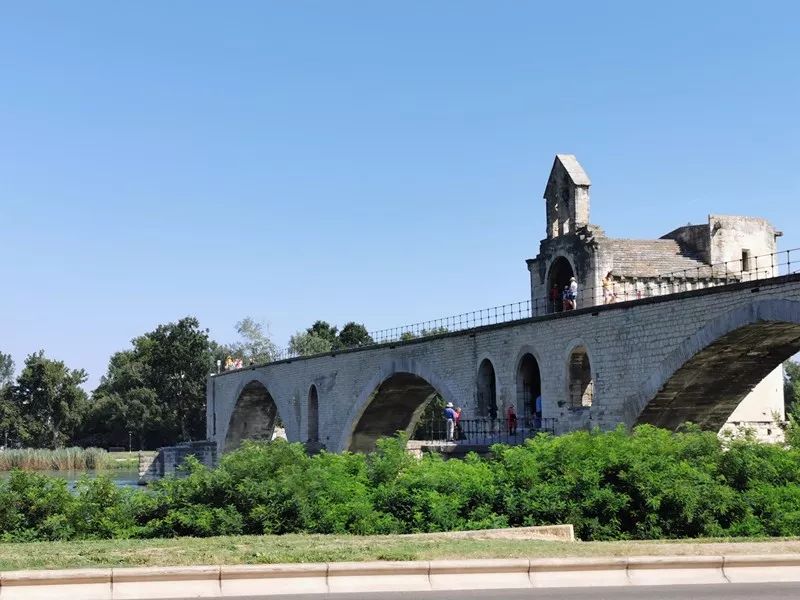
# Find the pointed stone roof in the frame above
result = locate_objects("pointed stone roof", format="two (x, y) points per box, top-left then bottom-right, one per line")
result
(554, 154), (591, 186)
(543, 154), (591, 198)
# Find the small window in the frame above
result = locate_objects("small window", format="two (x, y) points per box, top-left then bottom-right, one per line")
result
(568, 347), (594, 409)
(742, 249), (751, 271)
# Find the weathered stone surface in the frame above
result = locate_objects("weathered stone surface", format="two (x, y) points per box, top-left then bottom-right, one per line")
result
(208, 277), (800, 453)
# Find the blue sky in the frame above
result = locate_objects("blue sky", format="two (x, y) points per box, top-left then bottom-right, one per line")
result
(1, 1), (798, 390)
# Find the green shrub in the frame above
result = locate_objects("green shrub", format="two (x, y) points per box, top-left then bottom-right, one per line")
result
(1, 427), (800, 542)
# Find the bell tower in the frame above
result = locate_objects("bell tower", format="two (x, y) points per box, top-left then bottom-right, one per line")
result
(544, 154), (591, 238)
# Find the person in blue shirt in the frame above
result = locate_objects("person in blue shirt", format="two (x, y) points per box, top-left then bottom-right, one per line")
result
(443, 402), (457, 441)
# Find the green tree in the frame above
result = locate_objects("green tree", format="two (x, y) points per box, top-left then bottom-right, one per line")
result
(8, 351), (88, 448)
(784, 360), (800, 414)
(306, 321), (339, 346)
(83, 317), (214, 449)
(288, 331), (333, 357)
(227, 317), (278, 365)
(288, 320), (373, 356)
(337, 322), (373, 349)
(0, 352), (13, 388)
(0, 353), (19, 447)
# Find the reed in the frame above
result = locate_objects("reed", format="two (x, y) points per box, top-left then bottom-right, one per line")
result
(0, 447), (112, 471)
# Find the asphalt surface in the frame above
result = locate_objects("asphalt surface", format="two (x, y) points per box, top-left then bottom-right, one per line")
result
(173, 582), (800, 600)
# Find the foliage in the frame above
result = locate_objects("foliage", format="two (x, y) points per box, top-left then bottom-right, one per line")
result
(288, 331), (333, 356)
(81, 317), (215, 449)
(337, 322), (373, 349)
(2, 427), (800, 543)
(400, 327), (449, 342)
(5, 352), (88, 448)
(289, 320), (373, 356)
(223, 317), (278, 365)
(0, 353), (13, 388)
(0, 448), (111, 471)
(784, 360), (800, 414)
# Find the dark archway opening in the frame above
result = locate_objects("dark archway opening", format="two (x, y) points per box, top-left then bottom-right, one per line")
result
(308, 385), (319, 443)
(349, 372), (438, 452)
(568, 347), (593, 409)
(637, 321), (800, 431)
(224, 381), (279, 452)
(548, 256), (575, 313)
(477, 359), (498, 419)
(517, 353), (542, 426)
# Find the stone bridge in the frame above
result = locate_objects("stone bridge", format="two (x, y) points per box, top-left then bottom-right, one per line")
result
(206, 274), (800, 453)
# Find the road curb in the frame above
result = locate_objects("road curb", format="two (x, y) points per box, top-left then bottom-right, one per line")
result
(3, 554), (800, 598)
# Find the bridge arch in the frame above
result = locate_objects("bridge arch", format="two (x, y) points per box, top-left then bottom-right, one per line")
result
(632, 299), (800, 430)
(340, 359), (458, 453)
(223, 379), (289, 452)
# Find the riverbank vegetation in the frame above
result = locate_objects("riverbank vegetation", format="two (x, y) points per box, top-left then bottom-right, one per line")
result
(2, 425), (800, 543)
(0, 447), (110, 471)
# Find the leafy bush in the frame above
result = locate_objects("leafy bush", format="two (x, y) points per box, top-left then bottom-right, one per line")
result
(1, 427), (800, 542)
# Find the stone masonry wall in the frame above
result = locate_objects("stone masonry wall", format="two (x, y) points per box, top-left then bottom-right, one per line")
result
(208, 275), (800, 453)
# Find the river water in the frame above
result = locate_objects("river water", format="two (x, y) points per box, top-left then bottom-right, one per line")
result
(0, 469), (142, 489)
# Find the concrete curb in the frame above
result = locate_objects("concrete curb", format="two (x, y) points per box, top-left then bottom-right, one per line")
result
(3, 554), (800, 598)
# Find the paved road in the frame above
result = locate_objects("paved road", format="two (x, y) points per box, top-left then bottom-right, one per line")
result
(179, 582), (799, 600)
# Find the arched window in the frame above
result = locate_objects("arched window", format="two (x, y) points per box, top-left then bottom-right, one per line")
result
(516, 353), (542, 426)
(568, 347), (593, 408)
(307, 385), (319, 443)
(477, 359), (498, 419)
(547, 256), (575, 313)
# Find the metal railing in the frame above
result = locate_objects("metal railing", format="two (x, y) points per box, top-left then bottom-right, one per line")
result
(220, 247), (798, 369)
(412, 417), (556, 446)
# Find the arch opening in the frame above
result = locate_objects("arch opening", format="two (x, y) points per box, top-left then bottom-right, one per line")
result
(224, 381), (279, 452)
(548, 256), (575, 313)
(516, 353), (542, 426)
(307, 385), (319, 443)
(349, 372), (439, 453)
(637, 321), (800, 431)
(568, 347), (593, 409)
(477, 359), (498, 419)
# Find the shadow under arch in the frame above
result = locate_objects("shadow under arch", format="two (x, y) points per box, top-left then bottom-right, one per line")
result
(632, 299), (800, 430)
(340, 360), (457, 453)
(223, 380), (286, 452)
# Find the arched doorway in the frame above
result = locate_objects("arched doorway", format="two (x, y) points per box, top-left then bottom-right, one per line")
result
(516, 353), (542, 427)
(568, 347), (594, 408)
(548, 256), (575, 312)
(307, 385), (319, 443)
(224, 381), (280, 451)
(477, 359), (498, 419)
(348, 372), (440, 452)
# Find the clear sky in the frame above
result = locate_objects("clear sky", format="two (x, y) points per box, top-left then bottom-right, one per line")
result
(1, 1), (798, 390)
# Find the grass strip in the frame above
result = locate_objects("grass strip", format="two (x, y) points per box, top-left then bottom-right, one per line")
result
(1, 535), (799, 571)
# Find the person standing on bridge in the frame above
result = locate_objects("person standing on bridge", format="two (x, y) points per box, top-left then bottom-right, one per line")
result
(549, 283), (559, 313)
(454, 406), (464, 440)
(506, 404), (518, 437)
(602, 272), (613, 304)
(444, 402), (457, 442)
(568, 276), (578, 309)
